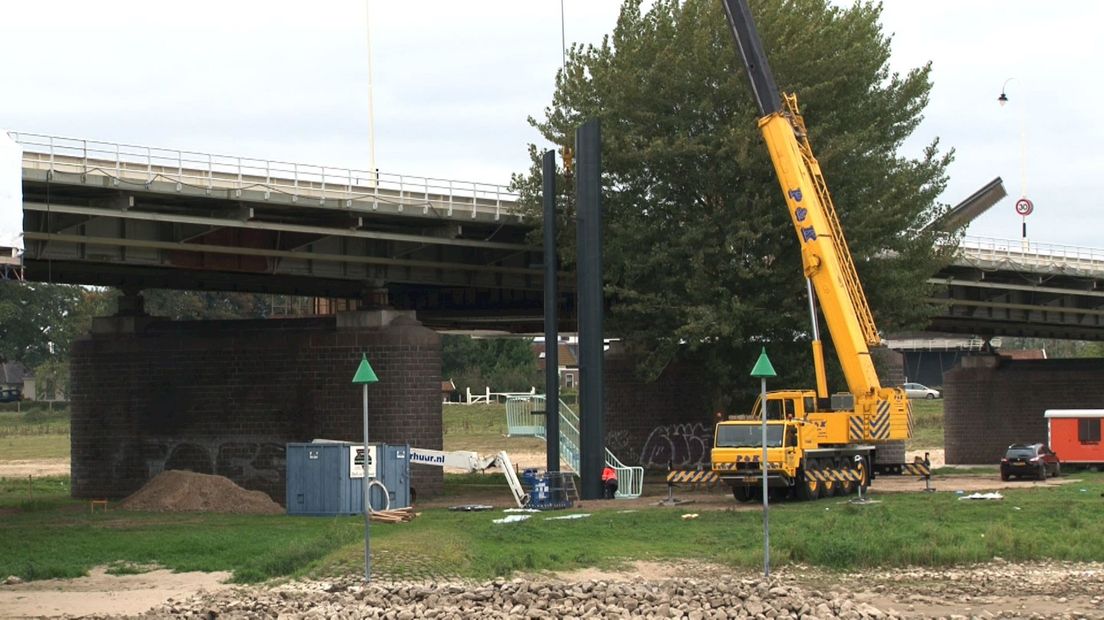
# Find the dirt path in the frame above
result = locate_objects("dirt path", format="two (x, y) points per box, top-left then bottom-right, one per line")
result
(0, 567), (232, 619)
(0, 459), (69, 477)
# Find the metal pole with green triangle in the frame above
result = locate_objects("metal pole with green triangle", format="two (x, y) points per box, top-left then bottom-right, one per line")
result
(750, 347), (777, 579)
(352, 353), (379, 582)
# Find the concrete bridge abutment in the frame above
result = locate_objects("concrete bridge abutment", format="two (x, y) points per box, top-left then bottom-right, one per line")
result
(69, 311), (443, 504)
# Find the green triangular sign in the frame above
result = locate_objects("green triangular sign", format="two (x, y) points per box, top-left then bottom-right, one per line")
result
(352, 353), (379, 384)
(749, 347), (777, 378)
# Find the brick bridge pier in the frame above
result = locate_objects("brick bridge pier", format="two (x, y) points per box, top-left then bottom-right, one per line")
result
(69, 310), (443, 504)
(944, 356), (1104, 464)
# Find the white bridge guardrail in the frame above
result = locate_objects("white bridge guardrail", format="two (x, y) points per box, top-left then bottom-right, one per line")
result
(9, 131), (521, 220)
(506, 395), (644, 499)
(957, 236), (1104, 277)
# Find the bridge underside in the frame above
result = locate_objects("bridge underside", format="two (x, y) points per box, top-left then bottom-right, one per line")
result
(22, 168), (574, 332)
(928, 263), (1104, 341)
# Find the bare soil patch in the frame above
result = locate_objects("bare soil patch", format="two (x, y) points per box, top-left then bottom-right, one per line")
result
(0, 458), (69, 478)
(0, 566), (232, 618)
(119, 470), (283, 514)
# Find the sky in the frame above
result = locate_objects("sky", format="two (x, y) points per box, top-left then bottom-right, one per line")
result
(1, 0), (1101, 248)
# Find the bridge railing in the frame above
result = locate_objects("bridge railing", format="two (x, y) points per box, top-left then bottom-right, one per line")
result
(9, 131), (521, 220)
(959, 236), (1104, 273)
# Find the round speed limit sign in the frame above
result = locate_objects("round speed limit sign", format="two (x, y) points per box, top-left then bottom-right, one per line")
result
(1015, 198), (1034, 216)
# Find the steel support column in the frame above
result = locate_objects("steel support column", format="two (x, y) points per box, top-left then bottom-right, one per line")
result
(575, 120), (604, 500)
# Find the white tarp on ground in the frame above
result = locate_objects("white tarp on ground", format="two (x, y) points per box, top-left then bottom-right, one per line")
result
(0, 131), (22, 251)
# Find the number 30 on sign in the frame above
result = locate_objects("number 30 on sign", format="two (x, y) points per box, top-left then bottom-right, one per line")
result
(1015, 198), (1034, 216)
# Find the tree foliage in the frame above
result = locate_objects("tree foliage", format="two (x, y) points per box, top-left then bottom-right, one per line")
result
(442, 335), (540, 392)
(511, 0), (955, 409)
(141, 290), (271, 321)
(0, 282), (113, 367)
(0, 284), (274, 369)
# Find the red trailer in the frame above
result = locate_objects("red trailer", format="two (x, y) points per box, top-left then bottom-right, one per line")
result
(1045, 410), (1104, 467)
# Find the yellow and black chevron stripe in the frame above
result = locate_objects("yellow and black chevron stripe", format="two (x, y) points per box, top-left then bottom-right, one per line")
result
(902, 462), (931, 477)
(906, 402), (915, 438)
(849, 416), (864, 441)
(805, 467), (862, 482)
(870, 401), (891, 440)
(667, 470), (721, 485)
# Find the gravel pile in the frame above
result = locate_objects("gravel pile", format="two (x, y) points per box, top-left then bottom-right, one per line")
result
(122, 575), (902, 619)
(119, 470), (283, 515)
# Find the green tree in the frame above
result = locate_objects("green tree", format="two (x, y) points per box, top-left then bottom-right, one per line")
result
(0, 282), (82, 367)
(442, 335), (540, 392)
(141, 290), (269, 320)
(0, 283), (117, 367)
(511, 0), (954, 409)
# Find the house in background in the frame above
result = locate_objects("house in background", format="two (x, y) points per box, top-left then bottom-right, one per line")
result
(441, 378), (458, 403)
(533, 337), (580, 390)
(1, 362), (30, 401)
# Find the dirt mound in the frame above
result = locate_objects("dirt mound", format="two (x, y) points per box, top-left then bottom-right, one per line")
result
(119, 470), (283, 514)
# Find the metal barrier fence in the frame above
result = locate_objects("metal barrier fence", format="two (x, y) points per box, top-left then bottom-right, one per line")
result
(505, 395), (644, 499)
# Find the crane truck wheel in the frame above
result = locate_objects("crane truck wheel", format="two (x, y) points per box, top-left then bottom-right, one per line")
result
(838, 478), (855, 496)
(796, 473), (822, 501)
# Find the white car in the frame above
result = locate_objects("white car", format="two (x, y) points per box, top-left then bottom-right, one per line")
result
(901, 382), (941, 399)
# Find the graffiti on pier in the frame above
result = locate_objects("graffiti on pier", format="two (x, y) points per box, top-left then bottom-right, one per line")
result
(639, 423), (713, 468)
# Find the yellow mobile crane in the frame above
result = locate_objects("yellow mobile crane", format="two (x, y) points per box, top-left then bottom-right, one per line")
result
(711, 0), (916, 501)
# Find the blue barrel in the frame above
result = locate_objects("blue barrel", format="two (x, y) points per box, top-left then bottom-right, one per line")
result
(521, 468), (540, 489)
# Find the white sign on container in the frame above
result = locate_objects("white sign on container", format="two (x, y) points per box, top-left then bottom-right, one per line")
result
(350, 444), (377, 479)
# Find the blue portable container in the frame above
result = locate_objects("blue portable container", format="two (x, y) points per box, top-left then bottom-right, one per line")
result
(285, 442), (410, 516)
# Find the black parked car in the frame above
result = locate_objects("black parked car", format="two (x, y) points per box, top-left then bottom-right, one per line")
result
(1000, 443), (1060, 481)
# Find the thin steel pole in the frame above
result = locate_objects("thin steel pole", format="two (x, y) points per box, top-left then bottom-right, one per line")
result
(761, 376), (770, 578)
(365, 0), (377, 179)
(362, 383), (371, 582)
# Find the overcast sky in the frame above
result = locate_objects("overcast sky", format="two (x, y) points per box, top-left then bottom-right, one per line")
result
(2, 1), (1100, 248)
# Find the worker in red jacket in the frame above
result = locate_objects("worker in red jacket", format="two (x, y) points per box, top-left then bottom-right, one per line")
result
(602, 466), (618, 499)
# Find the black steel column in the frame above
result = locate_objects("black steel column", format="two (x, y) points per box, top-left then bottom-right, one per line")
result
(575, 120), (604, 500)
(542, 149), (561, 474)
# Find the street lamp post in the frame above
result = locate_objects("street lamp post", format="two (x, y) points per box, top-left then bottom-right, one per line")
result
(352, 353), (379, 582)
(998, 78), (1032, 246)
(750, 347), (777, 578)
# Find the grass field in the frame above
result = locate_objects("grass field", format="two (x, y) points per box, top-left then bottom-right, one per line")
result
(0, 409), (71, 460)
(906, 398), (944, 450)
(3, 471), (1103, 583)
(442, 403), (544, 456)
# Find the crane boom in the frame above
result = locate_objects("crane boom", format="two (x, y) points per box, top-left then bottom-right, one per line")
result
(720, 0), (880, 397)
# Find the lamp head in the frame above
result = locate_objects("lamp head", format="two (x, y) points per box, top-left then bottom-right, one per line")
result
(998, 92), (1009, 106)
